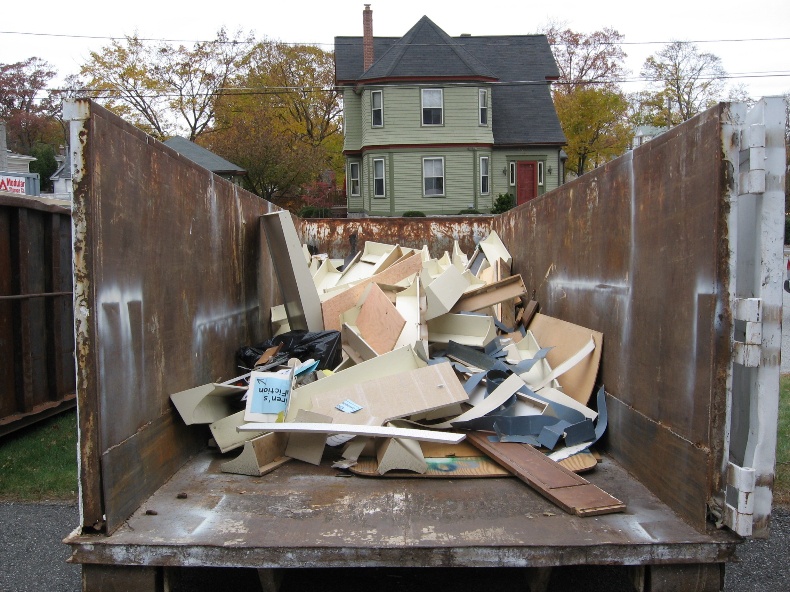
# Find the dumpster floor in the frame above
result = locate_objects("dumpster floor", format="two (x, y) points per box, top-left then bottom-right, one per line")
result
(66, 448), (739, 568)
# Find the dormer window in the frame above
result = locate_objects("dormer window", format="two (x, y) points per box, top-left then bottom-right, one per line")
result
(421, 89), (443, 125)
(371, 90), (383, 127)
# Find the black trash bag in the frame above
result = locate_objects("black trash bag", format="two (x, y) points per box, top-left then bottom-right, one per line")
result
(237, 329), (342, 372)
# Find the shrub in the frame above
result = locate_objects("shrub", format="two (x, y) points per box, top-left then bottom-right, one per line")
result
(491, 193), (516, 214)
(402, 211), (427, 217)
(298, 206), (332, 218)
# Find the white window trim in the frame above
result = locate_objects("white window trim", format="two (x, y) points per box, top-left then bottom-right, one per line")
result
(422, 156), (445, 197)
(479, 89), (488, 126)
(538, 161), (545, 186)
(480, 156), (490, 195)
(421, 88), (444, 126)
(373, 158), (386, 198)
(371, 90), (383, 128)
(509, 161), (516, 186)
(348, 162), (360, 197)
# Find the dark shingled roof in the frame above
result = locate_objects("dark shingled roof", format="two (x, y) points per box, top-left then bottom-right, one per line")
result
(335, 18), (565, 146)
(360, 16), (497, 81)
(163, 136), (247, 176)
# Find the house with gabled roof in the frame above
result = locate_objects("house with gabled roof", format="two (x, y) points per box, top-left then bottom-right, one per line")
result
(163, 136), (247, 187)
(335, 5), (566, 216)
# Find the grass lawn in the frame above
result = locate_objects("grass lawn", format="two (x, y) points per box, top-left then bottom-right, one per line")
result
(0, 409), (78, 501)
(776, 375), (790, 505)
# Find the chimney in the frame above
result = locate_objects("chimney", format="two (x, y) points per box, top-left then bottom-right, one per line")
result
(363, 4), (374, 71)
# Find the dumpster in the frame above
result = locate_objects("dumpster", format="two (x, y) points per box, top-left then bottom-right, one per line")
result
(63, 97), (785, 591)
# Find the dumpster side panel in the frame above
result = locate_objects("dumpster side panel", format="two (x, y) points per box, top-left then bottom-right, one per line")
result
(70, 101), (281, 533)
(298, 217), (491, 259)
(0, 193), (75, 437)
(494, 105), (733, 530)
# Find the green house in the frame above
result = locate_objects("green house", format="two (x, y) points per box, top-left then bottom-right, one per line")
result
(335, 10), (567, 217)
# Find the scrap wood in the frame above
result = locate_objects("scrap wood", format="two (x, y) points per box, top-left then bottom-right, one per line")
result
(221, 432), (290, 476)
(170, 382), (247, 425)
(238, 422), (466, 444)
(450, 274), (527, 314)
(466, 432), (625, 516)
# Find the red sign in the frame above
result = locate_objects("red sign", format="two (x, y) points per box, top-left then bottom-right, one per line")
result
(0, 175), (26, 194)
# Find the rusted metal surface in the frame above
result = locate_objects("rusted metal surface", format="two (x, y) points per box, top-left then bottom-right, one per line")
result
(0, 192), (75, 437)
(298, 216), (492, 260)
(69, 100), (282, 533)
(66, 449), (738, 569)
(494, 105), (735, 530)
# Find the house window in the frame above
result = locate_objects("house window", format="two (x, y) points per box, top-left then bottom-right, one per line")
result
(348, 162), (360, 196)
(421, 89), (443, 125)
(509, 161), (516, 186)
(373, 158), (385, 198)
(479, 89), (488, 125)
(538, 161), (545, 186)
(371, 90), (383, 127)
(480, 156), (489, 195)
(423, 157), (445, 196)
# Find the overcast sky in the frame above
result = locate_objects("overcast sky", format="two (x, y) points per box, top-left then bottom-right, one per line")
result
(3, 0), (789, 98)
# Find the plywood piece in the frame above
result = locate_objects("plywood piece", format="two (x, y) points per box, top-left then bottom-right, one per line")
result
(427, 313), (497, 348)
(239, 421), (466, 444)
(341, 323), (379, 364)
(376, 433), (427, 474)
(359, 241), (397, 264)
(221, 432), (290, 476)
(529, 314), (603, 405)
(450, 274), (527, 314)
(260, 211), (323, 332)
(466, 432), (625, 516)
(309, 362), (468, 426)
(557, 451), (597, 474)
(287, 345), (427, 421)
(210, 410), (266, 453)
(355, 283), (407, 354)
(424, 264), (472, 320)
(170, 383), (247, 425)
(284, 410), (333, 465)
(321, 252), (423, 332)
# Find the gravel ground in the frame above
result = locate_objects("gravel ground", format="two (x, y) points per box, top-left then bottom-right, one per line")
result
(1, 501), (788, 591)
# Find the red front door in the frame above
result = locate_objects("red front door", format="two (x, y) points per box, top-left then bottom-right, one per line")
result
(516, 161), (538, 205)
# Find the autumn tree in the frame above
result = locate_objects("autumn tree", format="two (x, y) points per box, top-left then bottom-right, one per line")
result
(543, 24), (632, 176)
(0, 58), (63, 154)
(203, 42), (343, 204)
(77, 29), (253, 140)
(640, 41), (727, 125)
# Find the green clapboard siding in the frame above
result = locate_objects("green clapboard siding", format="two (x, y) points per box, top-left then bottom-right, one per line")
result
(342, 91), (362, 152)
(361, 86), (494, 147)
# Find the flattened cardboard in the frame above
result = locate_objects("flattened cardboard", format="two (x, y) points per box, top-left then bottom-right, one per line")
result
(284, 410), (333, 465)
(529, 314), (603, 405)
(221, 432), (290, 476)
(170, 383), (247, 425)
(260, 211), (324, 332)
(309, 362), (468, 426)
(286, 345), (427, 421)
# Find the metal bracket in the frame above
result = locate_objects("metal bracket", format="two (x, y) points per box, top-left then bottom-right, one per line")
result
(733, 298), (762, 367)
(723, 462), (755, 536)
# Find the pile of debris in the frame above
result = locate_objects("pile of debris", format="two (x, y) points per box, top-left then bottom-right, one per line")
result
(171, 211), (624, 517)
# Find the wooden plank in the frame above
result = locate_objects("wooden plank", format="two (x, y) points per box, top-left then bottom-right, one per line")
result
(239, 422), (466, 444)
(466, 432), (625, 517)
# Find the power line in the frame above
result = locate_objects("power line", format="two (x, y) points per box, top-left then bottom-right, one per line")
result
(2, 29), (790, 48)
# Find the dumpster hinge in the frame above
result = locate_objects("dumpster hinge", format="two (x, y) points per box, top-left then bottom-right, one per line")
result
(723, 462), (755, 536)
